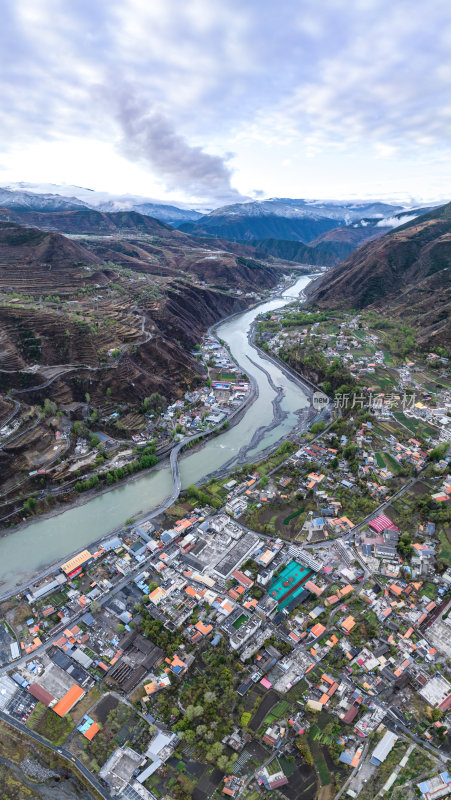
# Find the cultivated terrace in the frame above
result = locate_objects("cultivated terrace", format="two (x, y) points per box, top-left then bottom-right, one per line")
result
(0, 221), (292, 527)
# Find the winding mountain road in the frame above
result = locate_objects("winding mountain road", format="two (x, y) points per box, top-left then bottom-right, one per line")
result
(0, 710), (111, 799)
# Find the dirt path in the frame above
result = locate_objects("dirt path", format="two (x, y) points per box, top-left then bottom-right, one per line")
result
(317, 786), (332, 800)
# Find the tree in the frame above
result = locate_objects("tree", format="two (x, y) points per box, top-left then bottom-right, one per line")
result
(210, 742), (223, 758)
(398, 532), (413, 560)
(344, 443), (358, 461)
(226, 754), (238, 771)
(295, 736), (313, 765)
(429, 443), (449, 462)
(217, 755), (228, 771)
(23, 497), (37, 515)
(71, 420), (86, 438)
(43, 398), (57, 417)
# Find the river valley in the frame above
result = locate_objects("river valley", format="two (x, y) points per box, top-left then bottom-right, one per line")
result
(0, 275), (312, 594)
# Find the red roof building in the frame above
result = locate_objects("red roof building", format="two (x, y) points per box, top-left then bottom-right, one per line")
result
(28, 683), (54, 707)
(368, 514), (399, 533)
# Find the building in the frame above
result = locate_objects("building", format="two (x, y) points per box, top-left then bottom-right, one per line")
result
(368, 515), (399, 533)
(60, 549), (93, 578)
(232, 570), (254, 589)
(370, 730), (398, 766)
(263, 724), (285, 747)
(10, 641), (20, 660)
(26, 574), (67, 603)
(99, 747), (145, 795)
(145, 731), (178, 764)
(0, 676), (18, 709)
(417, 772), (451, 800)
(53, 684), (85, 716)
(223, 775), (243, 797)
(77, 715), (100, 740)
(339, 745), (363, 768)
(419, 675), (451, 709)
(106, 631), (164, 693)
(27, 683), (54, 707)
(257, 766), (288, 791)
(225, 498), (248, 519)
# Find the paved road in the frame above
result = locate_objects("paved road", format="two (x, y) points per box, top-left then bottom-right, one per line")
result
(0, 399), (21, 429)
(0, 709), (112, 799)
(138, 373), (257, 523)
(10, 313), (152, 396)
(333, 741), (370, 800)
(385, 706), (449, 763)
(0, 414), (41, 449)
(0, 543), (168, 674)
(339, 673), (449, 764)
(0, 435), (71, 505)
(0, 284), (299, 598)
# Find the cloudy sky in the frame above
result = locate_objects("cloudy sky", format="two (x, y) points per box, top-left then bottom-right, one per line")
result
(1, 0), (451, 206)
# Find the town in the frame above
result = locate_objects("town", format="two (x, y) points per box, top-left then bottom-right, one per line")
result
(0, 302), (450, 800)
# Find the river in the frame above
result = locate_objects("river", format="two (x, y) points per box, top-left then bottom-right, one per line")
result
(0, 275), (311, 594)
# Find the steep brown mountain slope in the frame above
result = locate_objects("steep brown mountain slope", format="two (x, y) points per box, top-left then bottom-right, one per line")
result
(0, 220), (284, 502)
(307, 203), (451, 346)
(0, 222), (279, 404)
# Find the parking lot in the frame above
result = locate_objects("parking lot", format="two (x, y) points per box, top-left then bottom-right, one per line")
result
(7, 686), (37, 722)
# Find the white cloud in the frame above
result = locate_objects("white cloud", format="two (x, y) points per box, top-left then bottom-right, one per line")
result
(376, 214), (417, 228)
(1, 0), (451, 202)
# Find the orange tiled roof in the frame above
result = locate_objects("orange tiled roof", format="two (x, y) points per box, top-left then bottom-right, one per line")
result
(53, 685), (84, 717)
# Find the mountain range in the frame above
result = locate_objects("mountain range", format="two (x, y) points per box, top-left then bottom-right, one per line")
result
(0, 205), (182, 236)
(0, 185), (437, 266)
(2, 184), (203, 225)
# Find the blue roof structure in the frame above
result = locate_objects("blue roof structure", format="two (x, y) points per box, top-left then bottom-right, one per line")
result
(77, 715), (94, 734)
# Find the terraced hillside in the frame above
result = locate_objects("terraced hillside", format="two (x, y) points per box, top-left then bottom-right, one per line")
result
(0, 220), (282, 506)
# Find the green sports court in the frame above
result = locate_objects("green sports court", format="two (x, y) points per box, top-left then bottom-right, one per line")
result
(268, 559), (314, 610)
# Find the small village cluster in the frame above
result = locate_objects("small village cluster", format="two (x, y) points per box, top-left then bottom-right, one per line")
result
(0, 336), (251, 499)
